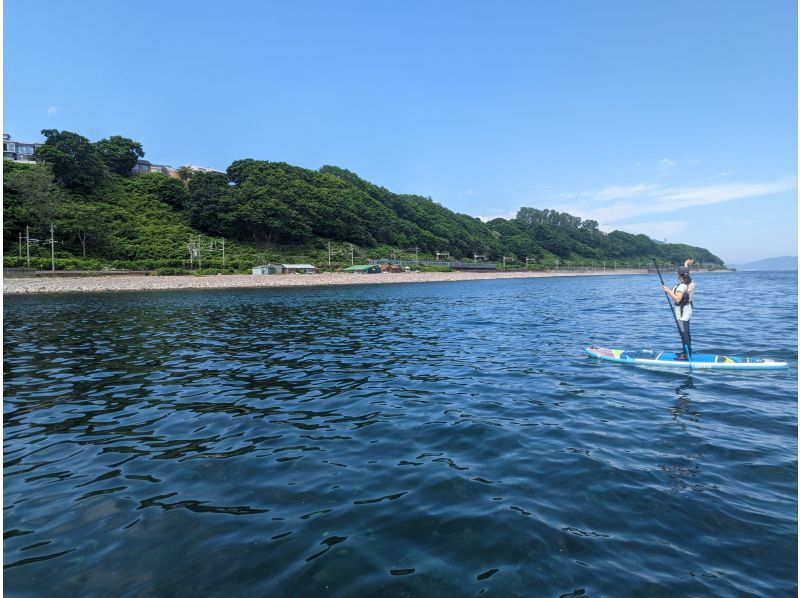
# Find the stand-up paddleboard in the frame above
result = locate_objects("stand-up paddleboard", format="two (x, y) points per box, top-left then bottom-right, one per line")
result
(586, 347), (788, 371)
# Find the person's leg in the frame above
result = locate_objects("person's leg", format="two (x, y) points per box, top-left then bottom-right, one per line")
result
(677, 319), (692, 357)
(684, 321), (691, 354)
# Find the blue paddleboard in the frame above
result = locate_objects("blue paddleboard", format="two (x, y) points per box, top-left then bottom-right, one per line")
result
(586, 347), (788, 371)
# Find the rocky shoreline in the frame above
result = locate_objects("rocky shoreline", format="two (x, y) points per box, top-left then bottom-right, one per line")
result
(3, 269), (652, 295)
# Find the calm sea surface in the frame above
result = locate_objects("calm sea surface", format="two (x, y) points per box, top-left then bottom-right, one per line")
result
(4, 271), (797, 596)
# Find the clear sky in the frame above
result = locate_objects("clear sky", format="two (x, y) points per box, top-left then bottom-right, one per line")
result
(4, 0), (797, 263)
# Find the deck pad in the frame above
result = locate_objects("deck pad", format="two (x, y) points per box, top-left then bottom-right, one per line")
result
(586, 347), (788, 370)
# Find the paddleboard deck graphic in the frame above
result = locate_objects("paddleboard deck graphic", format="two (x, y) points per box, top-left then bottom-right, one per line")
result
(586, 347), (788, 370)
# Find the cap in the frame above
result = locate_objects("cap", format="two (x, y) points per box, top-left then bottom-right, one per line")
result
(677, 266), (690, 274)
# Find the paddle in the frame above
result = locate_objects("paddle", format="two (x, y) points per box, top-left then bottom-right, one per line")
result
(652, 259), (691, 360)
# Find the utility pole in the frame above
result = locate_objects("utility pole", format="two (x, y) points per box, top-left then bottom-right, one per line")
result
(26, 225), (30, 268)
(18, 232), (22, 257)
(555, 258), (559, 270)
(188, 235), (202, 269)
(50, 223), (55, 272)
(221, 238), (226, 268)
(349, 244), (354, 266)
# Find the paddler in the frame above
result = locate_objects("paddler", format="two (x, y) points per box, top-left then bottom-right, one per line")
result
(661, 259), (695, 360)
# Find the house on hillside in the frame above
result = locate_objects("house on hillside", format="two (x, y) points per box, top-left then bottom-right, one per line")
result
(131, 161), (180, 177)
(3, 133), (41, 163)
(131, 159), (153, 174)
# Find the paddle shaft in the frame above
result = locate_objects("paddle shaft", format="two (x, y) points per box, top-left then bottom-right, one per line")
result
(653, 260), (691, 358)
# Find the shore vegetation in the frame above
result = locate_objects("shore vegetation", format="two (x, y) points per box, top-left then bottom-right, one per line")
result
(3, 129), (725, 273)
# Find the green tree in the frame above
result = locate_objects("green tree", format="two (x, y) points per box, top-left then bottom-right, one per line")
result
(34, 129), (106, 192)
(177, 165), (195, 182)
(130, 172), (189, 208)
(95, 135), (145, 176)
(3, 163), (65, 232)
(187, 171), (230, 233)
(60, 201), (110, 257)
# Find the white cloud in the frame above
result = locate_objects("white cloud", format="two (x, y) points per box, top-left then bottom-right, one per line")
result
(477, 210), (517, 222)
(611, 220), (687, 240)
(658, 158), (676, 169)
(548, 176), (796, 225)
(47, 105), (59, 116)
(656, 180), (793, 205)
(595, 184), (650, 201)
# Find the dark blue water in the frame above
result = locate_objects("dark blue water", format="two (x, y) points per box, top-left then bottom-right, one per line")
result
(4, 272), (797, 596)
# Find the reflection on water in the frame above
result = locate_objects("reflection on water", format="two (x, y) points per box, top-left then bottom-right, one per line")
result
(671, 376), (701, 430)
(4, 273), (798, 595)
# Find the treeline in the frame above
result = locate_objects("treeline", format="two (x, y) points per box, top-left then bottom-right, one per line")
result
(184, 159), (721, 265)
(184, 161), (496, 256)
(2, 128), (725, 270)
(486, 207), (722, 265)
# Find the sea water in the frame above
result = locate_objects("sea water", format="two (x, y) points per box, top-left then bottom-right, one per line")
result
(4, 271), (797, 595)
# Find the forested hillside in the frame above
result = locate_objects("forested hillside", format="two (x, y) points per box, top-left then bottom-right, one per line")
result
(3, 129), (725, 272)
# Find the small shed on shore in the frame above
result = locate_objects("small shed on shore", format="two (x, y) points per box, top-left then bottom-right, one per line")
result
(282, 264), (318, 274)
(252, 264), (318, 275)
(252, 264), (282, 275)
(344, 264), (381, 274)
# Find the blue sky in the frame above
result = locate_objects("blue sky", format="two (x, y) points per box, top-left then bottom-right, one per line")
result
(4, 0), (797, 263)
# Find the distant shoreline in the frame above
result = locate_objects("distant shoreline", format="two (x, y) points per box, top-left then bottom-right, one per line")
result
(2, 269), (668, 295)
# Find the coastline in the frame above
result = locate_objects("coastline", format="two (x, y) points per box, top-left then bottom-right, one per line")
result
(3, 269), (651, 295)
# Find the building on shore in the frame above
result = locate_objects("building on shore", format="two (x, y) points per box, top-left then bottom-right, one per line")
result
(344, 264), (381, 274)
(252, 265), (282, 275)
(369, 258), (498, 271)
(252, 264), (319, 275)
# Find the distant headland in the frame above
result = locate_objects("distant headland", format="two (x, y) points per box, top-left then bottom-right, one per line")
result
(731, 256), (797, 271)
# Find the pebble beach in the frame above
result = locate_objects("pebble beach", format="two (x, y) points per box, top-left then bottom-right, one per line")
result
(3, 269), (649, 295)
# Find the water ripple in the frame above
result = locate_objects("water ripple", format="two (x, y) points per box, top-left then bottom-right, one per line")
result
(4, 272), (797, 595)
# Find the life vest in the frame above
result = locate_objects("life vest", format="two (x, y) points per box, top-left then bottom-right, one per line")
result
(673, 283), (694, 316)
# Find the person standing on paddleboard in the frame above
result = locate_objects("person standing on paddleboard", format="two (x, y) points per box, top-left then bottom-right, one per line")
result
(661, 259), (695, 360)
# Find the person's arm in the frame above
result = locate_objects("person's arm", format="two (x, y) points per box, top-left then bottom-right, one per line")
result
(684, 258), (695, 268)
(662, 285), (685, 303)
